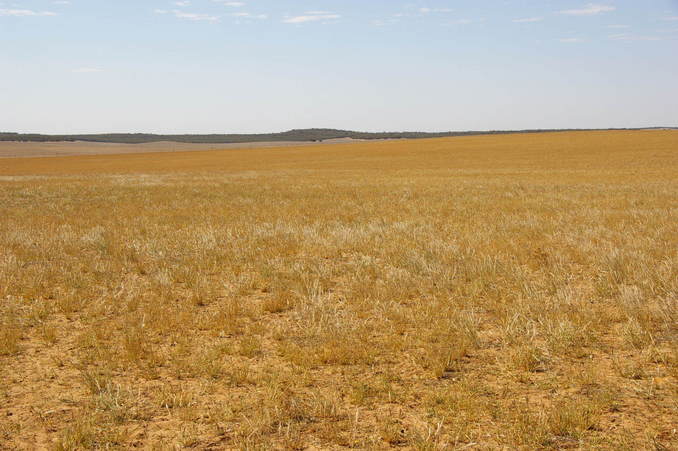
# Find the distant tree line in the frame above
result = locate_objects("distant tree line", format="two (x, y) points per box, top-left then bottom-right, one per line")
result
(0, 127), (674, 144)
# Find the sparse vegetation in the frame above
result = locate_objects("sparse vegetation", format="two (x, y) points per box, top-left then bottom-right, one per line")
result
(0, 130), (676, 449)
(1, 127), (673, 144)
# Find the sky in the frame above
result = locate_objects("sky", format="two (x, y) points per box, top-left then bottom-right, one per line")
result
(1, 1), (678, 134)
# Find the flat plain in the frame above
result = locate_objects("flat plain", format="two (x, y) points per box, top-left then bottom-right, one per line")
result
(0, 138), (364, 159)
(0, 130), (677, 449)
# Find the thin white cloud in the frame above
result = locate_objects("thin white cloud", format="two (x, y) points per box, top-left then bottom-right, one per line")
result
(559, 4), (615, 16)
(173, 10), (219, 22)
(283, 12), (340, 24)
(156, 8), (219, 22)
(174, 1), (190, 6)
(53, 1), (71, 5)
(607, 24), (629, 29)
(513, 17), (543, 23)
(372, 17), (400, 27)
(0, 9), (56, 16)
(419, 8), (453, 14)
(608, 33), (661, 41)
(72, 67), (102, 73)
(213, 1), (245, 6)
(231, 12), (267, 19)
(662, 16), (678, 21)
(560, 37), (584, 43)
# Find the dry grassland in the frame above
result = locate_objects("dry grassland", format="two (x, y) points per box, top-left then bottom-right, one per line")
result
(0, 130), (677, 449)
(0, 138), (363, 159)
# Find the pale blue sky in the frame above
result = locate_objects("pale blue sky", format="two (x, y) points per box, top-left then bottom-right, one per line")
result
(1, 1), (677, 133)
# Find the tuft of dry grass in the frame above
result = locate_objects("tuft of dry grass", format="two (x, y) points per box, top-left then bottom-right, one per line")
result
(0, 130), (677, 449)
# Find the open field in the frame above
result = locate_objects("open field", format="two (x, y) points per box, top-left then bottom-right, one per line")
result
(0, 130), (677, 449)
(0, 138), (368, 159)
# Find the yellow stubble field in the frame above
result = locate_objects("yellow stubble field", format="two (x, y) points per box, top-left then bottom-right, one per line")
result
(0, 130), (677, 449)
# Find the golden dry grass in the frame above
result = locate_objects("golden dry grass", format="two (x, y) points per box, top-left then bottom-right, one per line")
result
(0, 138), (364, 159)
(0, 130), (677, 450)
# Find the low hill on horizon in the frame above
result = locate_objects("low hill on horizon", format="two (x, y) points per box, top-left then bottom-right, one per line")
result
(2, 127), (675, 144)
